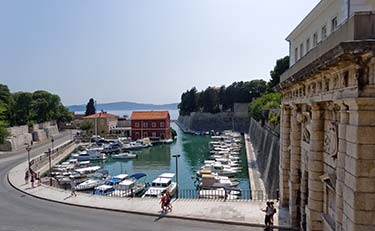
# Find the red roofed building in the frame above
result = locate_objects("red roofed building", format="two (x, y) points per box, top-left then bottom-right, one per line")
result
(130, 111), (170, 141)
(83, 112), (119, 135)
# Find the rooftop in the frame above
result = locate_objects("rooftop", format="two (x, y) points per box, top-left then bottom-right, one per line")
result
(83, 112), (119, 119)
(130, 111), (170, 120)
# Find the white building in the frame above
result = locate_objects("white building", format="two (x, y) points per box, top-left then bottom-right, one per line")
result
(287, 0), (375, 66)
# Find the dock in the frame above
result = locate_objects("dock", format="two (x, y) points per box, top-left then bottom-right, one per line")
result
(244, 133), (266, 200)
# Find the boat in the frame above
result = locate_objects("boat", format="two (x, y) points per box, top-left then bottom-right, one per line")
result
(142, 173), (177, 198)
(199, 188), (241, 199)
(110, 173), (147, 197)
(75, 170), (109, 191)
(94, 174), (129, 194)
(163, 139), (174, 144)
(199, 173), (240, 189)
(71, 149), (107, 161)
(111, 152), (137, 160)
(75, 166), (101, 175)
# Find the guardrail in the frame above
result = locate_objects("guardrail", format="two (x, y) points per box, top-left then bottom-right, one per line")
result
(30, 140), (75, 173)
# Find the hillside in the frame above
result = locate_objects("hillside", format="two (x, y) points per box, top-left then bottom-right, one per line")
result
(68, 101), (178, 112)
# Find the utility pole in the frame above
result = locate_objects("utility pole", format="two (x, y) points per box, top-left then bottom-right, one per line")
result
(48, 148), (52, 186)
(172, 154), (181, 199)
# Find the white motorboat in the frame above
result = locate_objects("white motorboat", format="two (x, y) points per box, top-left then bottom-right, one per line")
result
(111, 152), (137, 160)
(75, 166), (101, 175)
(94, 174), (129, 195)
(199, 173), (240, 189)
(76, 170), (109, 191)
(199, 188), (241, 199)
(71, 150), (107, 161)
(142, 173), (176, 198)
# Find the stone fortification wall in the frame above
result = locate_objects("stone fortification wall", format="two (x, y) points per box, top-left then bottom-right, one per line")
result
(248, 118), (279, 193)
(0, 125), (33, 151)
(177, 112), (250, 133)
(0, 121), (60, 151)
(31, 121), (59, 142)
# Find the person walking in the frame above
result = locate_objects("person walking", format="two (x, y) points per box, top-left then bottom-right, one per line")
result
(24, 170), (29, 185)
(30, 173), (35, 188)
(270, 201), (277, 226)
(261, 201), (273, 228)
(70, 179), (77, 197)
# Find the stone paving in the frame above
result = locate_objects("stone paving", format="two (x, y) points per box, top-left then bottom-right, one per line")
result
(8, 158), (294, 229)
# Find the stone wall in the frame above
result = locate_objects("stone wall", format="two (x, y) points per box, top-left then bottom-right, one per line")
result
(248, 118), (280, 193)
(177, 112), (250, 133)
(0, 125), (33, 151)
(0, 121), (60, 152)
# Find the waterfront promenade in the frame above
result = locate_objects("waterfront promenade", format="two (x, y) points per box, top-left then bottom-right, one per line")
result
(8, 155), (292, 229)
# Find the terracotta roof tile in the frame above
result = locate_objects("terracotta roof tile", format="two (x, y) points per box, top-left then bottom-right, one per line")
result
(130, 111), (169, 120)
(83, 112), (119, 119)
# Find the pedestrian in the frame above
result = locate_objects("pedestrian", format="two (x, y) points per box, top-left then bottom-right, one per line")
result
(70, 179), (77, 197)
(165, 190), (172, 212)
(24, 170), (29, 185)
(160, 193), (167, 212)
(30, 173), (35, 188)
(261, 201), (273, 228)
(270, 201), (277, 225)
(37, 172), (41, 186)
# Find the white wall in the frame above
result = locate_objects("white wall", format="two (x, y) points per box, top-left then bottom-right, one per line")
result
(288, 0), (347, 66)
(288, 0), (375, 67)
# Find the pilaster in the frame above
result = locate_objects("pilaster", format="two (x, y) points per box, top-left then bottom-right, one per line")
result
(280, 104), (291, 207)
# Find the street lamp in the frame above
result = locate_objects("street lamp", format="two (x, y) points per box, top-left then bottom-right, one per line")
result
(172, 154), (181, 199)
(48, 148), (52, 186)
(51, 136), (54, 152)
(25, 144), (32, 171)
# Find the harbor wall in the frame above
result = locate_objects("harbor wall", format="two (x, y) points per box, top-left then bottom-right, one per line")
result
(248, 118), (280, 194)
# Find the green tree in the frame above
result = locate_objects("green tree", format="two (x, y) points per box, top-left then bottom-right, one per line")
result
(202, 87), (220, 113)
(268, 56), (290, 89)
(85, 98), (96, 116)
(80, 120), (93, 131)
(12, 92), (33, 126)
(0, 104), (9, 144)
(249, 92), (281, 121)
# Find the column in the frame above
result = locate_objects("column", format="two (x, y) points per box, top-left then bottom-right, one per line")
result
(342, 98), (375, 231)
(289, 105), (302, 227)
(335, 102), (348, 231)
(280, 104), (291, 207)
(306, 103), (324, 231)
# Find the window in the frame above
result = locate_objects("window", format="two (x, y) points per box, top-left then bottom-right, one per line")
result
(143, 122), (148, 128)
(152, 122), (156, 128)
(300, 43), (304, 58)
(160, 122), (165, 128)
(135, 122), (139, 128)
(152, 132), (157, 137)
(313, 33), (318, 47)
(144, 132), (148, 137)
(321, 25), (327, 40)
(295, 47), (298, 62)
(135, 132), (140, 138)
(331, 17), (337, 32)
(306, 38), (310, 52)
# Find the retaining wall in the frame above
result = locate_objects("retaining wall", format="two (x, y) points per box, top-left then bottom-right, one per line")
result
(248, 118), (280, 193)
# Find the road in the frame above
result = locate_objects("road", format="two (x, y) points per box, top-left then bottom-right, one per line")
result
(0, 131), (264, 231)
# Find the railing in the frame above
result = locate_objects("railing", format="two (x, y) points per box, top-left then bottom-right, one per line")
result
(48, 183), (279, 201)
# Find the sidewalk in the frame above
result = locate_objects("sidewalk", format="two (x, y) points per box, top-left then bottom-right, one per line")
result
(8, 149), (293, 229)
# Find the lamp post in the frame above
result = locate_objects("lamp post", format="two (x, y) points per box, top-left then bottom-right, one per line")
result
(48, 148), (52, 186)
(25, 144), (32, 171)
(172, 154), (181, 199)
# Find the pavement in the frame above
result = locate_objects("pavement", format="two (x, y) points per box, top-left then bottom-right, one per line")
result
(7, 146), (293, 230)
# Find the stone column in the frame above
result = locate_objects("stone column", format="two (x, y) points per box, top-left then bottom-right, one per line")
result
(306, 103), (324, 231)
(289, 105), (302, 227)
(342, 98), (375, 231)
(335, 102), (348, 231)
(280, 104), (291, 207)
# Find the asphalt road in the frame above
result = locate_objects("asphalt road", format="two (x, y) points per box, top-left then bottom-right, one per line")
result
(0, 131), (264, 231)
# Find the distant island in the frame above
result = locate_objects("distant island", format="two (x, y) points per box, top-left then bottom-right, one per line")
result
(67, 101), (178, 112)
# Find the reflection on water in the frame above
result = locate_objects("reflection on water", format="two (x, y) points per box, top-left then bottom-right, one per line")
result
(98, 123), (250, 192)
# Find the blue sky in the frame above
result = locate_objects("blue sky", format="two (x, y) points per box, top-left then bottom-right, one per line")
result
(0, 0), (320, 105)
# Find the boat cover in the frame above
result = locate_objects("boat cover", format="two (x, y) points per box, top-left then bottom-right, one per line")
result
(129, 173), (147, 180)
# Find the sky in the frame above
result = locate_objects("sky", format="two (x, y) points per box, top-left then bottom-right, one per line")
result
(0, 0), (320, 106)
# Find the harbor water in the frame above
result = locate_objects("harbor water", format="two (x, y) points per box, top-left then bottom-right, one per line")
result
(93, 123), (251, 198)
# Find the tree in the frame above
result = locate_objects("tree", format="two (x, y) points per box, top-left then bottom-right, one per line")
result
(80, 120), (93, 131)
(202, 87), (220, 113)
(0, 104), (9, 144)
(268, 56), (290, 89)
(12, 92), (33, 126)
(248, 92), (281, 121)
(85, 98), (96, 116)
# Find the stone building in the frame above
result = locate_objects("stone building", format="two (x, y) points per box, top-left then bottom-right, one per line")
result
(83, 112), (118, 136)
(278, 1), (375, 231)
